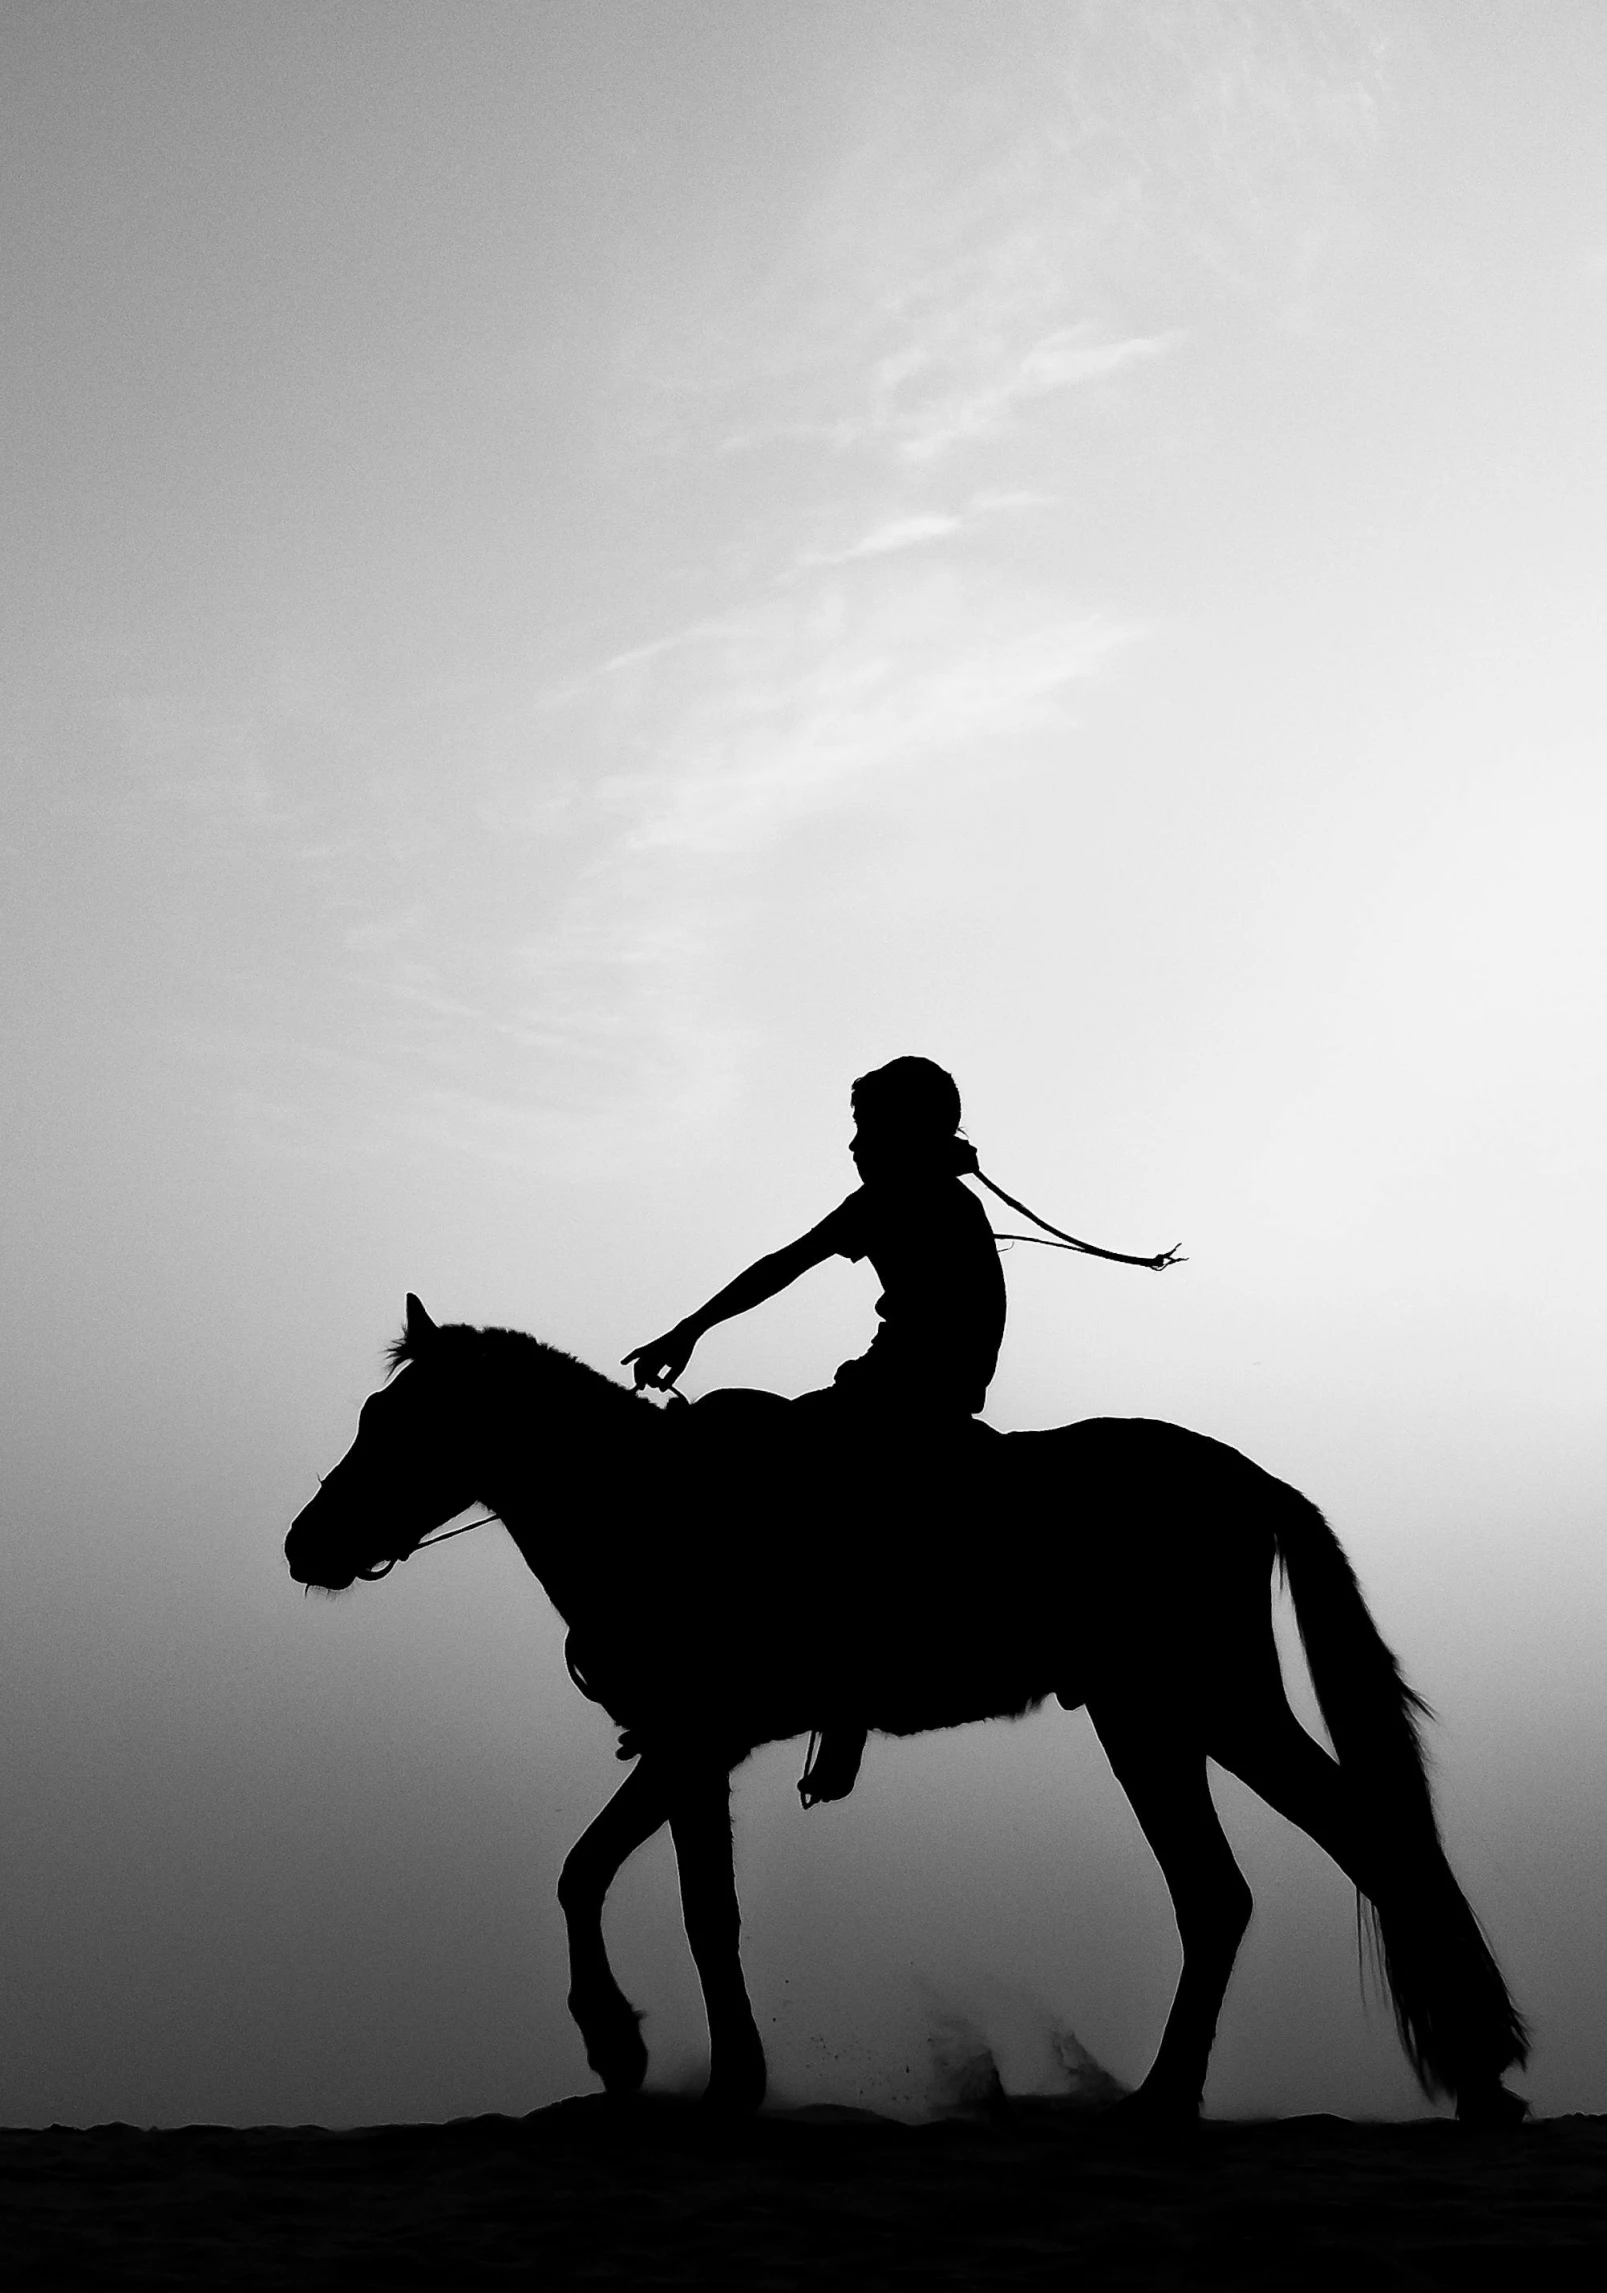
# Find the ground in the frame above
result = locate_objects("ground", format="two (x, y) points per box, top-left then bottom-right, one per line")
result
(4, 2097), (1603, 2289)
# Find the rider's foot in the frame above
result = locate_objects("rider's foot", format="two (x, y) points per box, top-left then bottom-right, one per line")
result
(798, 1726), (868, 1808)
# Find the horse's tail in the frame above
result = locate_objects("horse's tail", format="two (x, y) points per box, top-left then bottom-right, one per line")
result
(1270, 1487), (1529, 2099)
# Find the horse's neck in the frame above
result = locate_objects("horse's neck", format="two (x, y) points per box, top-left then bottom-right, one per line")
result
(471, 1349), (656, 1623)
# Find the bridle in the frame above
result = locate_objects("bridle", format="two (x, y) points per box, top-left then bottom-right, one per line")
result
(353, 1511), (499, 1582)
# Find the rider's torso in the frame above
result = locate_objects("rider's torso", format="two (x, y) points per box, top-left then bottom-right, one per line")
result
(819, 1176), (1005, 1414)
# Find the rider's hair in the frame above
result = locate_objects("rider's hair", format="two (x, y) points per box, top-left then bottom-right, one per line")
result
(851, 1056), (963, 1142)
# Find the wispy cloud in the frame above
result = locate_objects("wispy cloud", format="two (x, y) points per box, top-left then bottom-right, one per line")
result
(608, 572), (1130, 857)
(895, 326), (1180, 464)
(383, 559), (1142, 1167)
(790, 485), (1051, 574)
(797, 512), (964, 569)
(715, 324), (1179, 467)
(635, 6), (1387, 482)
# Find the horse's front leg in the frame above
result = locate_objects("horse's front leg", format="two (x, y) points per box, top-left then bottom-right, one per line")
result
(557, 1762), (671, 2096)
(668, 1762), (767, 2114)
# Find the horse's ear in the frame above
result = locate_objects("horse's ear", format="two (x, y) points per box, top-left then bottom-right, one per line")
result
(404, 1294), (437, 1346)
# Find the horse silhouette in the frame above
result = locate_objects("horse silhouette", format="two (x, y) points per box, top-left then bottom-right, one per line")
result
(284, 1296), (1528, 2127)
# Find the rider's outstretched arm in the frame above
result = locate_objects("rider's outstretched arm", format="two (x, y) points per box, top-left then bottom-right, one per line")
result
(623, 1222), (839, 1391)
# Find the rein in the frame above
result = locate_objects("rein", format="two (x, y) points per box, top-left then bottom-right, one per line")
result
(356, 1511), (499, 1581)
(973, 1167), (1184, 1271)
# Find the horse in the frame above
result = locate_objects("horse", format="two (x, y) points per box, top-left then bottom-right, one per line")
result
(284, 1295), (1529, 2128)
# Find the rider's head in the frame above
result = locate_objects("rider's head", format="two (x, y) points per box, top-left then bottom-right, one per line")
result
(850, 1056), (966, 1180)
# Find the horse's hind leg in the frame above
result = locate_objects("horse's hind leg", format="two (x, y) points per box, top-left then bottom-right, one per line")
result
(1089, 1696), (1253, 2125)
(1208, 1677), (1528, 2123)
(557, 1763), (670, 2096)
(1208, 1686), (1383, 1897)
(668, 1764), (767, 2114)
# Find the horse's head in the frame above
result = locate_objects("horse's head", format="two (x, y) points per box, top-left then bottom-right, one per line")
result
(286, 1295), (480, 1591)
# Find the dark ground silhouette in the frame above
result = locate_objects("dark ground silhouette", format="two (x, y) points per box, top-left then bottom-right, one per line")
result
(6, 2100), (1602, 2289)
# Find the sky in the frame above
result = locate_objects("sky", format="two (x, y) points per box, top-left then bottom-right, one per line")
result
(3, 0), (1605, 2126)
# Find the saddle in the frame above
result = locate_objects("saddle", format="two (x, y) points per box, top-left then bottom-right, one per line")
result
(670, 1382), (1001, 1465)
(649, 1387), (1003, 1804)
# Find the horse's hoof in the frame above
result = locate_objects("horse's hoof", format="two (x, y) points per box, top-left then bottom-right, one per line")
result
(575, 1998), (649, 2095)
(701, 2033), (768, 2117)
(596, 2028), (649, 2095)
(1455, 2079), (1529, 2127)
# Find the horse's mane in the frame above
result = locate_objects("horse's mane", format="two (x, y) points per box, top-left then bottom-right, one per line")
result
(387, 1318), (648, 1421)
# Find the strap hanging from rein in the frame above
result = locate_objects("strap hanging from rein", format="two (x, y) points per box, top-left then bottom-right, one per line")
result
(973, 1169), (1184, 1271)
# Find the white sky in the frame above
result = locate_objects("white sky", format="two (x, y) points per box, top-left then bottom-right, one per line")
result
(3, 1), (1605, 2125)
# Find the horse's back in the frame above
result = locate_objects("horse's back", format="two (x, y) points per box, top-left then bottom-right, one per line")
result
(1004, 1413), (1265, 1471)
(997, 1415), (1284, 1641)
(1004, 1414), (1285, 1521)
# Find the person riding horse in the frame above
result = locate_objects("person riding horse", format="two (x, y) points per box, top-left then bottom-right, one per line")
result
(623, 1055), (1178, 1807)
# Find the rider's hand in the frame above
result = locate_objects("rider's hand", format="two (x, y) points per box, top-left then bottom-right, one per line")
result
(621, 1323), (696, 1392)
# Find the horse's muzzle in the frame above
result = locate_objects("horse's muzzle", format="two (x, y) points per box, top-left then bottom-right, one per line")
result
(285, 1497), (357, 1591)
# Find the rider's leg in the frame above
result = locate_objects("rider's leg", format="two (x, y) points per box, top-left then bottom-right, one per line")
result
(789, 1384), (879, 1807)
(789, 1384), (979, 1809)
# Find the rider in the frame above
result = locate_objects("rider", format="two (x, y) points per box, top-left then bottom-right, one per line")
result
(623, 1056), (1005, 1807)
(625, 1056), (1002, 1414)
(623, 1055), (1180, 1807)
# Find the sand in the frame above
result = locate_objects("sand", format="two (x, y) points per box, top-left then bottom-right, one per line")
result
(4, 2096), (1603, 2289)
